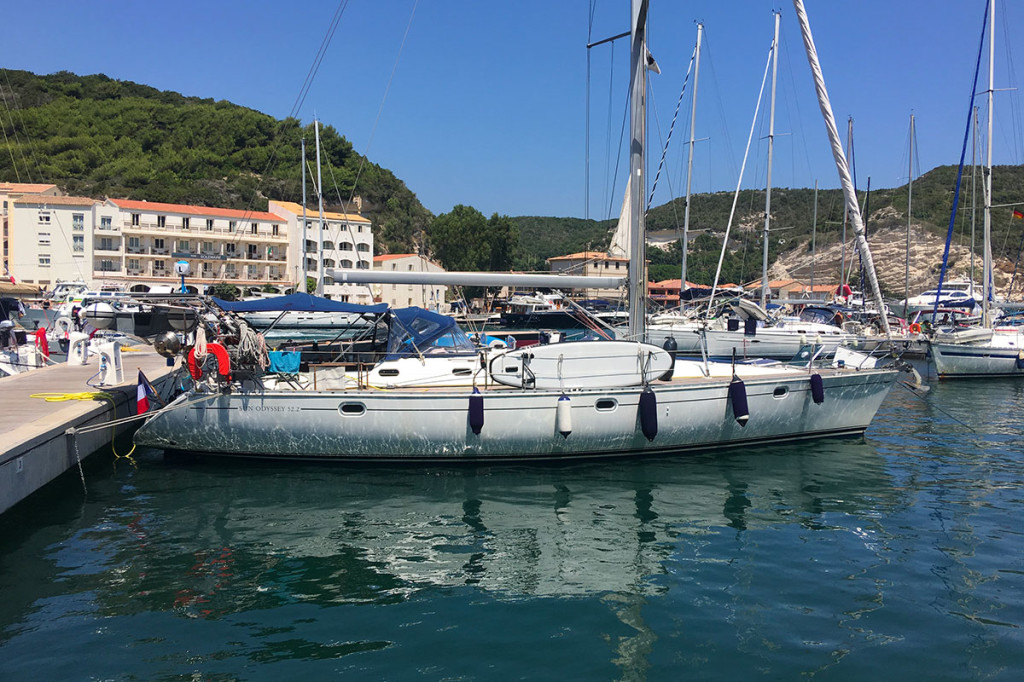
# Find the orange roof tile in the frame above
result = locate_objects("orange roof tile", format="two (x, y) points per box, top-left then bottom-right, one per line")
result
(13, 195), (97, 207)
(0, 182), (58, 194)
(270, 200), (370, 224)
(374, 254), (418, 261)
(109, 198), (284, 222)
(547, 251), (628, 262)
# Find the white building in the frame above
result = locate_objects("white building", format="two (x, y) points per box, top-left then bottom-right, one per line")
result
(1, 183), (61, 280)
(8, 195), (290, 294)
(372, 254), (447, 309)
(268, 200), (374, 304)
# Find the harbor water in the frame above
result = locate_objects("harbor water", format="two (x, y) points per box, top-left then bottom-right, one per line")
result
(1, 378), (1023, 679)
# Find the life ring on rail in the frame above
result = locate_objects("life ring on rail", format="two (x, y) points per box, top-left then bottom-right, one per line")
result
(909, 322), (922, 334)
(186, 342), (232, 382)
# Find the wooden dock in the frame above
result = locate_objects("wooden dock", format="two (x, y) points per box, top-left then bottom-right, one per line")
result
(0, 348), (178, 515)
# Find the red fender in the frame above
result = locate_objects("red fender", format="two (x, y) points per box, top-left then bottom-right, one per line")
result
(187, 342), (232, 382)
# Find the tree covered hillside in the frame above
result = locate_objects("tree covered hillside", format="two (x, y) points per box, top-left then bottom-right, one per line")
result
(0, 69), (430, 254)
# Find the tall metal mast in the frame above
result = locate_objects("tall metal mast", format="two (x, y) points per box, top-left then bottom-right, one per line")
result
(314, 118), (326, 298)
(627, 0), (649, 341)
(760, 12), (780, 309)
(905, 114), (914, 312)
(301, 136), (308, 290)
(680, 22), (702, 293)
(811, 179), (818, 292)
(982, 0), (994, 327)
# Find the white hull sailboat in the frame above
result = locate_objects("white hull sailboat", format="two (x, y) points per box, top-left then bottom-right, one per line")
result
(134, 0), (900, 461)
(930, 0), (1020, 379)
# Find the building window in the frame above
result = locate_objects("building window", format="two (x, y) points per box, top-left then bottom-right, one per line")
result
(202, 241), (213, 254)
(37, 212), (51, 224)
(73, 235), (84, 253)
(153, 238), (165, 253)
(128, 236), (141, 251)
(225, 243), (236, 255)
(202, 262), (212, 275)
(38, 232), (51, 245)
(357, 260), (370, 270)
(323, 258), (336, 268)
(226, 264), (236, 275)
(98, 259), (117, 272)
(229, 220), (237, 230)
(206, 219), (214, 231)
(182, 217), (190, 230)
(356, 243), (369, 252)
(340, 242), (353, 251)
(72, 213), (84, 231)
(250, 223), (258, 235)
(100, 216), (112, 230)
(340, 259), (353, 269)
(615, 261), (620, 269)
(157, 215), (166, 228)
(131, 213), (140, 226)
(358, 225), (363, 233)
(39, 255), (50, 267)
(128, 258), (140, 271)
(176, 240), (189, 253)
(272, 224), (279, 236)
(154, 260), (166, 271)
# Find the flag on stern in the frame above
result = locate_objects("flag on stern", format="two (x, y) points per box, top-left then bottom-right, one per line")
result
(137, 370), (159, 414)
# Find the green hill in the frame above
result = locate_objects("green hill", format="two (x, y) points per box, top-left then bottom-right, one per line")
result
(3, 69), (1022, 285)
(0, 69), (430, 254)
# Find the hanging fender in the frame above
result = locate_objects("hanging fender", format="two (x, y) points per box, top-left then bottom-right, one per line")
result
(638, 386), (658, 441)
(469, 387), (485, 435)
(728, 377), (750, 426)
(187, 342), (232, 381)
(810, 373), (825, 404)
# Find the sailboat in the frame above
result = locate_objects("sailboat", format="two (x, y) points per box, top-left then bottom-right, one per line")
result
(134, 0), (900, 461)
(929, 0), (1024, 378)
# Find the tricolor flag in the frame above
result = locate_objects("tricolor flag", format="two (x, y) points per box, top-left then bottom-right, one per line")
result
(137, 370), (159, 414)
(1013, 208), (1024, 220)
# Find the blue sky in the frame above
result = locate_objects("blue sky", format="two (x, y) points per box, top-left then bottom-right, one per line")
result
(3, 1), (1022, 219)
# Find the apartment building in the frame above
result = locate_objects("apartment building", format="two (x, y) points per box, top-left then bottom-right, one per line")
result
(8, 196), (289, 293)
(1, 183), (61, 277)
(546, 250), (630, 299)
(372, 254), (446, 309)
(268, 200), (374, 304)
(109, 199), (289, 292)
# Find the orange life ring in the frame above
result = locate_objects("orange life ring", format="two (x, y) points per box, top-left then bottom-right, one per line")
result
(186, 342), (232, 382)
(909, 322), (922, 334)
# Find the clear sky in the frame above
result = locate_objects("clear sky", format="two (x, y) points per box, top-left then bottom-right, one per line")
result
(3, 1), (1022, 220)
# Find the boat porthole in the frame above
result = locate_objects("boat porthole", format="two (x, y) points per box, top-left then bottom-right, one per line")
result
(378, 369), (399, 377)
(595, 398), (618, 412)
(452, 368), (472, 376)
(773, 386), (788, 399)
(339, 402), (366, 416)
(504, 366), (520, 374)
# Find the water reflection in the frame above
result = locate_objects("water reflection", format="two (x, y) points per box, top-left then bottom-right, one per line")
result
(2, 384), (1023, 679)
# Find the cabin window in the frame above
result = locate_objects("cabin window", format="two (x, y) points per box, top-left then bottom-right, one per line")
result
(773, 386), (789, 399)
(595, 398), (618, 411)
(338, 402), (366, 416)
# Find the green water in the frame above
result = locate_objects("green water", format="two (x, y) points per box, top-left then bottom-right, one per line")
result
(1, 380), (1023, 679)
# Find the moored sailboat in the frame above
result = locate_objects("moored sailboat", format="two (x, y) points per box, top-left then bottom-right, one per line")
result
(133, 0), (901, 461)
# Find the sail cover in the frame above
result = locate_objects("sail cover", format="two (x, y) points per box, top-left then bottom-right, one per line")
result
(212, 292), (388, 314)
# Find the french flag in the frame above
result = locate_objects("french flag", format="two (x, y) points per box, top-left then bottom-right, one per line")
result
(137, 370), (158, 414)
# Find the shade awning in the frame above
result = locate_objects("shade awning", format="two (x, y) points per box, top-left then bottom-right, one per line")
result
(212, 292), (388, 314)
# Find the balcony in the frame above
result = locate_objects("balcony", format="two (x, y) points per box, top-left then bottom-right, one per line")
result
(151, 248), (169, 255)
(126, 246), (146, 254)
(95, 245), (121, 253)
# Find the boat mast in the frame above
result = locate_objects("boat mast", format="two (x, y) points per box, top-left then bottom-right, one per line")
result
(971, 106), (979, 295)
(314, 118), (326, 297)
(760, 12), (780, 310)
(301, 136), (308, 291)
(811, 179), (818, 292)
(905, 113), (914, 312)
(792, 0), (889, 337)
(982, 0), (994, 327)
(680, 22), (702, 294)
(627, 0), (649, 341)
